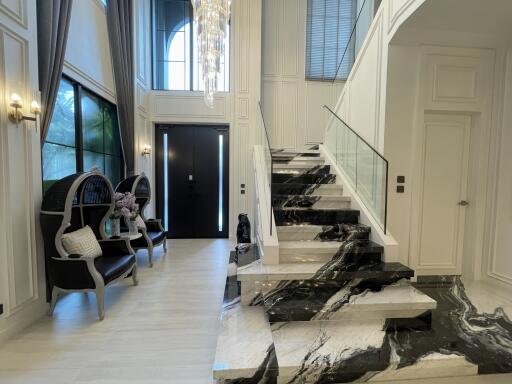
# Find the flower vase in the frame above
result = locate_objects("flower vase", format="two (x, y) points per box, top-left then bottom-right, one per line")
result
(111, 218), (121, 237)
(128, 219), (138, 235)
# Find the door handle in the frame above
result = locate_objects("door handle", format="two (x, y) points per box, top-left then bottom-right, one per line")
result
(458, 200), (469, 206)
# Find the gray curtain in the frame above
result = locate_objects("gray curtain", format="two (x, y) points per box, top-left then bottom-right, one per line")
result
(106, 0), (135, 177)
(37, 0), (74, 144)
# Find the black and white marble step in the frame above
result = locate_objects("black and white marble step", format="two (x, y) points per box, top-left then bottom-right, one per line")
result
(277, 224), (371, 242)
(272, 173), (336, 184)
(272, 165), (332, 183)
(271, 149), (321, 160)
(272, 183), (342, 196)
(242, 279), (436, 322)
(279, 240), (383, 263)
(269, 277), (512, 383)
(274, 208), (360, 226)
(272, 195), (351, 210)
(216, 242), (512, 383)
(273, 159), (325, 169)
(213, 305), (277, 382)
(237, 260), (413, 283)
(272, 320), (478, 383)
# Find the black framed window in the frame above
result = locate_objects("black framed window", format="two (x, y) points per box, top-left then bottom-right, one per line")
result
(42, 77), (124, 191)
(152, 0), (230, 91)
(305, 0), (356, 81)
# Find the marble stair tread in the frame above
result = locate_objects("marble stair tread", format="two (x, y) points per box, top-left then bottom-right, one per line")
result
(272, 320), (477, 382)
(273, 195), (351, 210)
(277, 224), (370, 241)
(271, 149), (321, 157)
(278, 240), (383, 263)
(277, 225), (328, 241)
(272, 155), (324, 162)
(272, 173), (335, 185)
(273, 160), (325, 169)
(274, 208), (360, 226)
(272, 183), (343, 196)
(213, 305), (275, 380)
(279, 240), (382, 252)
(237, 260), (413, 282)
(267, 283), (437, 322)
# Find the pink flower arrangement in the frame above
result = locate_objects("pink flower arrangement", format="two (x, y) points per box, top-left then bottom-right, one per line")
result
(112, 192), (139, 220)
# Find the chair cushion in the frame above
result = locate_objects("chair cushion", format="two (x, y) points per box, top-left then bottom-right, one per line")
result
(94, 254), (136, 285)
(148, 231), (165, 245)
(61, 226), (102, 258)
(135, 215), (146, 230)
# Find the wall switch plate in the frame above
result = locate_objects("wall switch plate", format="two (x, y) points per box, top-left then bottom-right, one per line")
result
(397, 176), (405, 183)
(396, 185), (405, 193)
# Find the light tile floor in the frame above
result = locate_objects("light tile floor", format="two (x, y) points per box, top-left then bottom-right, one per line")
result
(0, 239), (232, 384)
(0, 239), (511, 383)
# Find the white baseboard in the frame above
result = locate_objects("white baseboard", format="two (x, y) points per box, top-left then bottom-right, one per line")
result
(0, 299), (48, 344)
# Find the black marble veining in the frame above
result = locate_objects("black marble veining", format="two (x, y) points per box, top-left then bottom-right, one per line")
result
(249, 240), (410, 321)
(282, 277), (512, 383)
(272, 165), (333, 184)
(315, 223), (371, 241)
(272, 183), (327, 196)
(274, 208), (360, 226)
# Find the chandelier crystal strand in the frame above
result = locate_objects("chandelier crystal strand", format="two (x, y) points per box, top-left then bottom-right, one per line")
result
(192, 0), (231, 107)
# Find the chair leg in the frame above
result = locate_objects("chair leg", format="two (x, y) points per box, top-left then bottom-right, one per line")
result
(95, 286), (105, 321)
(132, 264), (139, 286)
(163, 239), (168, 253)
(49, 287), (59, 316)
(148, 245), (154, 268)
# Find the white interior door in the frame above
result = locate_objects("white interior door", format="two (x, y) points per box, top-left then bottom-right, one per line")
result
(411, 114), (471, 275)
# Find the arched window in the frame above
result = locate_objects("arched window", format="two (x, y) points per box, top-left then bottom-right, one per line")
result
(153, 0), (229, 91)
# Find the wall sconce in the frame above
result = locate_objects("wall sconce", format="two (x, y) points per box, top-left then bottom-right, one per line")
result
(141, 144), (152, 157)
(8, 93), (41, 131)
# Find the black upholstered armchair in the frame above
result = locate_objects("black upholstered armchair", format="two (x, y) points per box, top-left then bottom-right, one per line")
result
(40, 172), (138, 320)
(116, 174), (167, 267)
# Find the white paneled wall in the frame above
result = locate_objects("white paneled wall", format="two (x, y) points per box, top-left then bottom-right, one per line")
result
(133, 0), (153, 216)
(261, 0), (343, 150)
(487, 51), (512, 287)
(0, 0), (47, 341)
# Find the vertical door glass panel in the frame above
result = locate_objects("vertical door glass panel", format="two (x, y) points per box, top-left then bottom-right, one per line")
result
(163, 133), (169, 231)
(218, 134), (223, 232)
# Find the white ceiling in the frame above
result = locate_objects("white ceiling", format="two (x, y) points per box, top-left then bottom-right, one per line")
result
(399, 0), (512, 41)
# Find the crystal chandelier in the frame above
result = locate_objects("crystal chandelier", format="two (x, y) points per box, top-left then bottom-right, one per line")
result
(192, 0), (231, 107)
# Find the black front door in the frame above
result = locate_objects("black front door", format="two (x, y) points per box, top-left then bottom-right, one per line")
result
(156, 124), (229, 238)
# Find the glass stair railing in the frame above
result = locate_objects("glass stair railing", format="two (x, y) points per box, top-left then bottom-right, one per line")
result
(323, 105), (388, 233)
(256, 101), (274, 236)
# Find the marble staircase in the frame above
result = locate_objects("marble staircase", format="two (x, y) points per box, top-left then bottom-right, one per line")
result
(213, 149), (486, 383)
